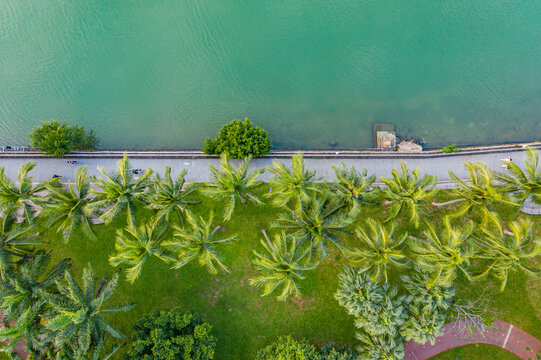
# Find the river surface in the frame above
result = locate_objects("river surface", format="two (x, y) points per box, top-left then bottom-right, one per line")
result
(1, 1), (540, 150)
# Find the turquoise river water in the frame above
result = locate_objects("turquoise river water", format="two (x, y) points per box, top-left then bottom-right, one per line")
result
(1, 1), (540, 150)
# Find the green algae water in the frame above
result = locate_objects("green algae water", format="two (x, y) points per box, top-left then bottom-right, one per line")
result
(1, 1), (540, 150)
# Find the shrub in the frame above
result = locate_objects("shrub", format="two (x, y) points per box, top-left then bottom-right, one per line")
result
(30, 120), (98, 157)
(255, 336), (320, 360)
(202, 118), (271, 158)
(124, 309), (216, 360)
(442, 144), (458, 153)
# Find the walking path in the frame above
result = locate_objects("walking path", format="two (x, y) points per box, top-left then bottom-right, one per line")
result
(404, 320), (541, 360)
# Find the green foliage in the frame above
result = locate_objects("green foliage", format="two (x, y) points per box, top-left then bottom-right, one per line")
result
(380, 161), (437, 228)
(255, 336), (320, 360)
(442, 144), (458, 153)
(250, 231), (318, 301)
(202, 118), (271, 158)
(125, 309), (216, 360)
(332, 162), (379, 216)
(202, 154), (263, 220)
(163, 212), (239, 274)
(30, 120), (98, 157)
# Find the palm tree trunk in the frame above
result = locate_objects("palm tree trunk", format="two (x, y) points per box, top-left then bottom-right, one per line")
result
(96, 278), (108, 298)
(210, 226), (222, 237)
(431, 198), (466, 207)
(4, 250), (33, 260)
(261, 229), (276, 252)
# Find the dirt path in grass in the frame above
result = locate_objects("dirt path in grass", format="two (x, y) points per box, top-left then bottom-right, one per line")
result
(404, 320), (541, 360)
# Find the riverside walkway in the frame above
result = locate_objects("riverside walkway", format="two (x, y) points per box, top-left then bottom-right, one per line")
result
(0, 144), (539, 186)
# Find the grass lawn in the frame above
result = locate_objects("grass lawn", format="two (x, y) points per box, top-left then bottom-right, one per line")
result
(34, 187), (541, 359)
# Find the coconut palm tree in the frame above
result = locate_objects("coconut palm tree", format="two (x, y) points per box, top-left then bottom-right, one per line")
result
(109, 221), (174, 283)
(266, 153), (321, 210)
(42, 265), (135, 354)
(435, 162), (516, 218)
(472, 213), (541, 291)
(202, 154), (263, 221)
(163, 212), (238, 274)
(0, 251), (70, 319)
(0, 211), (43, 280)
(380, 161), (437, 228)
(408, 218), (476, 288)
(272, 193), (352, 259)
(250, 230), (318, 301)
(493, 147), (541, 209)
(42, 166), (99, 243)
(0, 300), (51, 357)
(0, 162), (50, 223)
(91, 154), (152, 226)
(332, 162), (380, 215)
(343, 219), (408, 282)
(48, 335), (123, 360)
(147, 167), (198, 225)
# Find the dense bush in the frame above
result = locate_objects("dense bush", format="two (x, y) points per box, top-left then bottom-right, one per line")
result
(442, 144), (458, 153)
(202, 118), (271, 158)
(256, 336), (358, 360)
(30, 120), (98, 157)
(125, 309), (216, 360)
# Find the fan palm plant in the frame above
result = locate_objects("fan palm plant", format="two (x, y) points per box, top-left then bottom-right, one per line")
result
(0, 211), (43, 280)
(380, 161), (437, 228)
(266, 153), (321, 210)
(0, 162), (50, 223)
(408, 218), (476, 288)
(0, 300), (51, 357)
(42, 166), (99, 243)
(109, 220), (174, 283)
(493, 147), (541, 209)
(272, 193), (352, 259)
(202, 154), (263, 221)
(147, 167), (198, 225)
(0, 251), (70, 319)
(91, 154), (152, 226)
(436, 162), (516, 218)
(332, 162), (380, 215)
(42, 264), (135, 354)
(472, 213), (541, 291)
(250, 230), (318, 301)
(343, 219), (408, 282)
(163, 213), (239, 274)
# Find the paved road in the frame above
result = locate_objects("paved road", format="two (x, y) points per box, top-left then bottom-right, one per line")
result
(0, 150), (530, 185)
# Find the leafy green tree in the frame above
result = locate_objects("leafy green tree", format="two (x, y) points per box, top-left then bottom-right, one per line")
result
(147, 167), (198, 225)
(0, 211), (43, 280)
(335, 267), (408, 360)
(0, 162), (50, 224)
(319, 343), (359, 360)
(255, 335), (320, 360)
(437, 162), (516, 218)
(202, 117), (271, 158)
(332, 162), (379, 215)
(408, 218), (475, 288)
(266, 153), (321, 210)
(202, 154), (263, 221)
(400, 273), (454, 345)
(0, 300), (51, 357)
(91, 154), (153, 225)
(30, 120), (98, 157)
(472, 213), (541, 291)
(380, 161), (437, 228)
(0, 251), (70, 319)
(344, 219), (408, 282)
(42, 166), (99, 243)
(163, 213), (238, 274)
(125, 309), (216, 360)
(42, 264), (134, 354)
(494, 147), (541, 209)
(109, 221), (174, 283)
(250, 230), (318, 301)
(273, 193), (351, 259)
